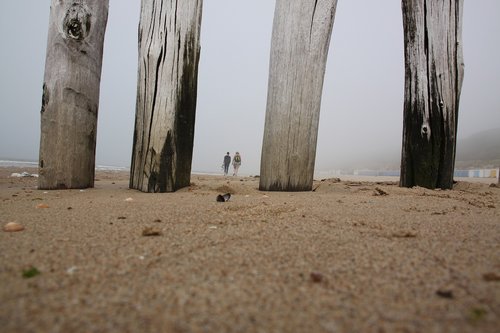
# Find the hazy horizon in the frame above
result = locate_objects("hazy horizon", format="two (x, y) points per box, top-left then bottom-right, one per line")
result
(1, 1), (499, 175)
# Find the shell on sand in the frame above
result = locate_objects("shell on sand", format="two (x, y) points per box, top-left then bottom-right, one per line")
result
(3, 222), (25, 232)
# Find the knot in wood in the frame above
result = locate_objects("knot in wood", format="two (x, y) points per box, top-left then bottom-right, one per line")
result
(421, 124), (430, 139)
(63, 3), (91, 41)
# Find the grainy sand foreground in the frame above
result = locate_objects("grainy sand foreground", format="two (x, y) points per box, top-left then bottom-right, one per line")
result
(1, 167), (499, 333)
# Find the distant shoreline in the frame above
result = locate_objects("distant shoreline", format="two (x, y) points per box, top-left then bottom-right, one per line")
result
(1, 160), (497, 184)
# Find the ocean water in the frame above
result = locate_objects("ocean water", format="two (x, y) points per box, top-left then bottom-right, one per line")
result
(0, 160), (38, 168)
(0, 160), (222, 175)
(0, 160), (129, 172)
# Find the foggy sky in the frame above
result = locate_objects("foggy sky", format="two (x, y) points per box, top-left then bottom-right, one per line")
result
(0, 1), (499, 175)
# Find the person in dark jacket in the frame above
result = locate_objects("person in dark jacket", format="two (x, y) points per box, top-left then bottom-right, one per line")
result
(223, 152), (231, 176)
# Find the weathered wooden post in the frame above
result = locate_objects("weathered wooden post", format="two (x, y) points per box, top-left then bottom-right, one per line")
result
(130, 0), (202, 193)
(38, 0), (109, 190)
(259, 0), (338, 191)
(400, 0), (464, 189)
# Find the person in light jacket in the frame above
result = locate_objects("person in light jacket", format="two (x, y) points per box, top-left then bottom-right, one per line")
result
(232, 152), (242, 176)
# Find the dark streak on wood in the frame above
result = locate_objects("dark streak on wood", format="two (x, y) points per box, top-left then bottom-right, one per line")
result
(170, 30), (200, 190)
(310, 0), (319, 41)
(41, 83), (49, 113)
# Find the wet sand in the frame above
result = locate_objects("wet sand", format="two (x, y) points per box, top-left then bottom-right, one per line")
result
(1, 167), (499, 332)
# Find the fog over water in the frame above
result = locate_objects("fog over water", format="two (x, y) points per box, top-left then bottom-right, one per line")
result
(1, 1), (499, 175)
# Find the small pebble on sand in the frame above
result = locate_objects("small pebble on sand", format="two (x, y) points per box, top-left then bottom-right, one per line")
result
(310, 272), (324, 283)
(436, 289), (454, 299)
(36, 203), (49, 209)
(373, 187), (389, 196)
(3, 222), (25, 232)
(142, 227), (162, 236)
(482, 272), (500, 282)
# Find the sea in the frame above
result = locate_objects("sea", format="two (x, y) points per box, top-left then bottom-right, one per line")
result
(0, 159), (129, 172)
(0, 159), (222, 176)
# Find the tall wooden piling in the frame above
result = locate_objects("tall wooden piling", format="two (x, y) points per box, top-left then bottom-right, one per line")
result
(400, 0), (464, 189)
(259, 0), (338, 191)
(39, 0), (109, 189)
(130, 0), (203, 193)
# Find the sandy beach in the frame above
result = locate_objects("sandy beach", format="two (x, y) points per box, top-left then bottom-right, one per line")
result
(1, 166), (499, 332)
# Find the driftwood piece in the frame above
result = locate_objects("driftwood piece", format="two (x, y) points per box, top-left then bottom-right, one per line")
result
(259, 0), (338, 191)
(130, 0), (202, 193)
(39, 0), (109, 189)
(400, 0), (464, 189)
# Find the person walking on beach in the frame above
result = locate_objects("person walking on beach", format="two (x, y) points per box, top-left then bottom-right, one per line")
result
(223, 152), (231, 176)
(232, 152), (242, 176)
